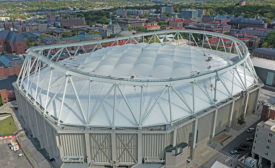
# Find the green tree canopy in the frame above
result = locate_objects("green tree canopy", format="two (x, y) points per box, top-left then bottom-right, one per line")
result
(262, 31), (275, 48)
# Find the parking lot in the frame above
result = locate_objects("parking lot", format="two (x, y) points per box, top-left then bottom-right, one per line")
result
(0, 141), (31, 168)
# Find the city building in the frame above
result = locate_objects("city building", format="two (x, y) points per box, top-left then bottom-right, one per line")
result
(201, 15), (216, 23)
(144, 22), (160, 31)
(239, 0), (246, 6)
(179, 9), (204, 20)
(202, 15), (231, 24)
(169, 18), (184, 28)
(161, 6), (174, 14)
(116, 9), (127, 18)
(252, 119), (275, 168)
(57, 32), (102, 52)
(233, 33), (260, 50)
(261, 103), (275, 121)
(0, 55), (23, 78)
(0, 55), (22, 104)
(61, 17), (86, 28)
(98, 22), (121, 37)
(21, 23), (48, 33)
(185, 23), (231, 33)
(239, 27), (274, 42)
(117, 18), (146, 30)
(0, 30), (27, 54)
(229, 16), (267, 29)
(252, 48), (275, 87)
(14, 30), (260, 168)
(0, 75), (17, 104)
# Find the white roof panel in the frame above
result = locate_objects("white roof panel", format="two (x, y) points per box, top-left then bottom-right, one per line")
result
(22, 43), (256, 127)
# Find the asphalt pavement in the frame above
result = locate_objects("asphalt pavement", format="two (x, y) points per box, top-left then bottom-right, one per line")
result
(0, 142), (31, 168)
(221, 121), (259, 159)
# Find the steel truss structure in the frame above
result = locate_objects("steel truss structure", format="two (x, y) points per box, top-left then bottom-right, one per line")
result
(14, 30), (261, 167)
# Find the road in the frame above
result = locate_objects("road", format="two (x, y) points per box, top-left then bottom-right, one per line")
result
(221, 121), (259, 159)
(0, 142), (31, 168)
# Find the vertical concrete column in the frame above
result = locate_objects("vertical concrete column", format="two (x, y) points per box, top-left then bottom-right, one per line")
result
(258, 156), (262, 166)
(56, 135), (64, 160)
(85, 133), (91, 164)
(111, 132), (117, 167)
(271, 162), (274, 168)
(243, 93), (250, 117)
(228, 99), (235, 128)
(173, 128), (177, 147)
(137, 131), (142, 164)
(212, 109), (218, 138)
(43, 118), (50, 151)
(254, 88), (260, 114)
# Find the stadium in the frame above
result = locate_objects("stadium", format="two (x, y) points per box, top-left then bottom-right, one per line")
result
(14, 30), (261, 168)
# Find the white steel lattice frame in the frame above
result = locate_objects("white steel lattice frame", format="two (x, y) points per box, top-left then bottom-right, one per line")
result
(16, 30), (259, 129)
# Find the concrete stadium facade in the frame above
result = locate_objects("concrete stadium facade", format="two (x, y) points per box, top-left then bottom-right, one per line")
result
(14, 30), (261, 168)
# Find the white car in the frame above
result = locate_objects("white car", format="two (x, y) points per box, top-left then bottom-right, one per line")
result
(246, 127), (255, 133)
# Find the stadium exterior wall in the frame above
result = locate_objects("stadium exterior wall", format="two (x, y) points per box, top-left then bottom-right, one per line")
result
(13, 83), (261, 168)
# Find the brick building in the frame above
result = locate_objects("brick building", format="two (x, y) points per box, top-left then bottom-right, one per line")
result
(261, 103), (275, 121)
(169, 19), (184, 28)
(0, 89), (15, 104)
(117, 18), (146, 30)
(185, 23), (231, 33)
(0, 30), (27, 54)
(57, 32), (102, 53)
(234, 33), (260, 50)
(229, 16), (267, 29)
(239, 27), (274, 42)
(144, 22), (160, 31)
(0, 75), (17, 104)
(61, 17), (86, 28)
(0, 55), (23, 78)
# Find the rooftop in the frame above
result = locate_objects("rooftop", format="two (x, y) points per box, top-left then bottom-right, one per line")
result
(60, 33), (101, 41)
(253, 48), (275, 58)
(0, 30), (25, 44)
(252, 57), (275, 71)
(62, 43), (238, 80)
(0, 76), (17, 90)
(264, 119), (275, 132)
(0, 55), (23, 67)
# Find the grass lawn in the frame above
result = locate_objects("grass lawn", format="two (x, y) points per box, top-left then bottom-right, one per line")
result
(0, 116), (17, 135)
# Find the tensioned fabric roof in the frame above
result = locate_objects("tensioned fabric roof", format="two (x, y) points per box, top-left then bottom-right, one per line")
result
(23, 43), (255, 128)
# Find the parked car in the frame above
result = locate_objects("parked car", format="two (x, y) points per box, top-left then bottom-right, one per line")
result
(246, 137), (254, 142)
(230, 149), (240, 155)
(246, 127), (255, 133)
(240, 144), (250, 148)
(235, 147), (245, 151)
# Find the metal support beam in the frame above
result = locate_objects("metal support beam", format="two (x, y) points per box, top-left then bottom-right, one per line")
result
(173, 128), (177, 147)
(57, 76), (69, 125)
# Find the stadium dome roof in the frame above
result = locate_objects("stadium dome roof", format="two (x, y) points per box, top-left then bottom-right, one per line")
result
(20, 30), (258, 128)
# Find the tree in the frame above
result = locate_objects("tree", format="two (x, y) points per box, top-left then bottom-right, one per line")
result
(262, 31), (275, 48)
(128, 25), (132, 31)
(62, 32), (72, 38)
(136, 26), (146, 32)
